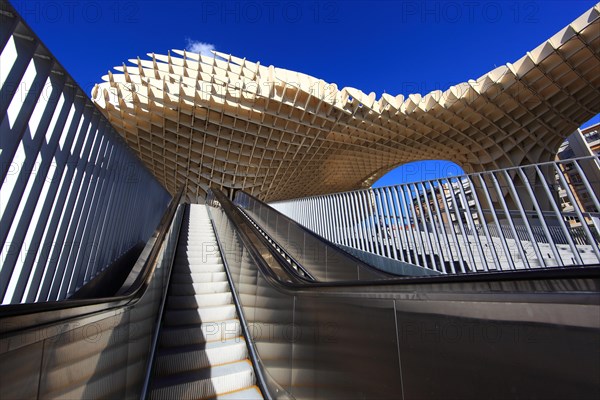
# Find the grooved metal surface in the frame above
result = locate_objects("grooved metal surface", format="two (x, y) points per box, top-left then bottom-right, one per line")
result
(149, 204), (262, 400)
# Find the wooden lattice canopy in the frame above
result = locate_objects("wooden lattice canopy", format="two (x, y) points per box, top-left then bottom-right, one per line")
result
(92, 4), (600, 202)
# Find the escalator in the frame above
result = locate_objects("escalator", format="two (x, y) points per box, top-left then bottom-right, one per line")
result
(208, 189), (600, 399)
(0, 191), (268, 399)
(148, 205), (262, 399)
(1, 189), (599, 399)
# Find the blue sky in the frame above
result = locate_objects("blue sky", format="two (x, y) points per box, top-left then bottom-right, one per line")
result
(12, 0), (599, 186)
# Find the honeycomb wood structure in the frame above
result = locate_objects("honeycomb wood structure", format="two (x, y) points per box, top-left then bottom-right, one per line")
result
(92, 4), (600, 203)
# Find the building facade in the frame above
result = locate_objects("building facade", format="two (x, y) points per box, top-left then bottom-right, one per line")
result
(556, 123), (600, 227)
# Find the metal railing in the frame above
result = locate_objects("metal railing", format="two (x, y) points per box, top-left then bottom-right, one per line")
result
(0, 188), (184, 400)
(271, 156), (600, 274)
(0, 3), (171, 304)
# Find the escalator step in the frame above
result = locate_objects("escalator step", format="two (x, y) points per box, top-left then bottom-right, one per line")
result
(154, 338), (248, 376)
(167, 292), (233, 309)
(159, 319), (242, 347)
(176, 254), (224, 263)
(163, 305), (238, 325)
(173, 263), (225, 273)
(209, 386), (263, 399)
(149, 360), (256, 400)
(177, 241), (219, 248)
(170, 271), (228, 283)
(169, 282), (230, 295)
(181, 234), (216, 238)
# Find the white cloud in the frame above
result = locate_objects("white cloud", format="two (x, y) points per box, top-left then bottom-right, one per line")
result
(185, 39), (216, 57)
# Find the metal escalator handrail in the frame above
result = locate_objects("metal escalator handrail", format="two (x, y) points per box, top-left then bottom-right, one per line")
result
(209, 190), (296, 286)
(234, 190), (396, 279)
(237, 206), (317, 283)
(0, 187), (185, 333)
(140, 202), (186, 400)
(207, 205), (277, 400)
(213, 189), (600, 291)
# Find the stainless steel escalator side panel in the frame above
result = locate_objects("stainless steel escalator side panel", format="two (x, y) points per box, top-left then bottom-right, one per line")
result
(250, 255), (294, 395)
(38, 308), (132, 399)
(291, 295), (402, 400)
(395, 302), (600, 399)
(0, 341), (43, 399)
